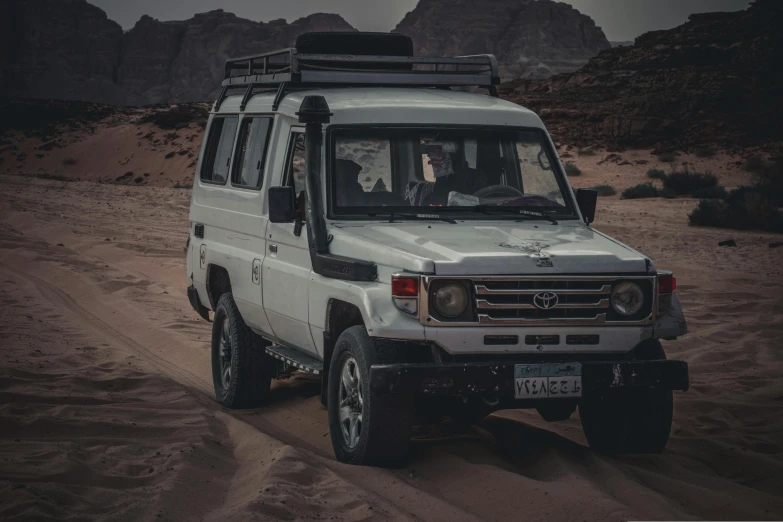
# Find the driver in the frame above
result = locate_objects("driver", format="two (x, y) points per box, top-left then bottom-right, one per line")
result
(335, 159), (366, 207)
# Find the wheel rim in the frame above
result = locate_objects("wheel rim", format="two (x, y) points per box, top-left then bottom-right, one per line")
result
(219, 317), (232, 391)
(338, 356), (363, 449)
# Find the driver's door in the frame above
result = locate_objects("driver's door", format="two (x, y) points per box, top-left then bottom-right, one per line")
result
(262, 130), (318, 355)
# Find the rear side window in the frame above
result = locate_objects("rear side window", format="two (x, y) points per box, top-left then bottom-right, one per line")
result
(232, 117), (273, 189)
(200, 116), (238, 184)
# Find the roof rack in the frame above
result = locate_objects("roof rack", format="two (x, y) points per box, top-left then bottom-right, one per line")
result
(215, 48), (501, 111)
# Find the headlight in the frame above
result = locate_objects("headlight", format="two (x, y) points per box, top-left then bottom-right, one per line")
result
(611, 282), (644, 316)
(433, 282), (469, 318)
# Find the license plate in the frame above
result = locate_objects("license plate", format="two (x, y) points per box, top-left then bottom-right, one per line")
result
(514, 363), (582, 399)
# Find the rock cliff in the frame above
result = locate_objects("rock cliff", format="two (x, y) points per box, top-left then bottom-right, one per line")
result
(0, 0), (355, 105)
(501, 0), (783, 150)
(393, 0), (611, 80)
(0, 0), (126, 104)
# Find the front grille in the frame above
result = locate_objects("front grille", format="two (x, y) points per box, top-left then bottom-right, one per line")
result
(421, 276), (656, 326)
(475, 278), (613, 325)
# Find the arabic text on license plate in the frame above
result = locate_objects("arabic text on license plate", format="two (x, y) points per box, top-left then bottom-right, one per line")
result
(514, 363), (582, 399)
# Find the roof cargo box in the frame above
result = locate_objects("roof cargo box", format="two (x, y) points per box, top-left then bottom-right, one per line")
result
(296, 32), (414, 71)
(295, 31), (414, 57)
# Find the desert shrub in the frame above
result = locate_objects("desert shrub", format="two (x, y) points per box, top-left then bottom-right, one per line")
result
(564, 162), (581, 176)
(692, 186), (728, 199)
(165, 151), (176, 159)
(593, 184), (617, 196)
(174, 183), (193, 189)
(657, 151), (676, 163)
(33, 173), (71, 182)
(659, 188), (677, 199)
(689, 199), (728, 227)
(647, 168), (666, 180)
(688, 166), (783, 233)
(695, 147), (716, 158)
(577, 147), (595, 156)
(0, 99), (118, 138)
(136, 104), (209, 130)
(690, 187), (783, 233)
(663, 171), (717, 195)
(62, 157), (77, 166)
(744, 154), (766, 172)
(134, 177), (144, 184)
(622, 183), (659, 199)
(750, 159), (783, 206)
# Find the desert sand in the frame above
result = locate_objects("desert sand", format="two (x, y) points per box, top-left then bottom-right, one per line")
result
(1, 119), (783, 520)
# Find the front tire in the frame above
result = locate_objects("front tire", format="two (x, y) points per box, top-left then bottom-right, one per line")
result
(327, 326), (414, 466)
(579, 339), (674, 453)
(211, 292), (272, 408)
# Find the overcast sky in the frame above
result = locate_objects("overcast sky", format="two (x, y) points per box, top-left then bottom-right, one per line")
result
(90, 0), (752, 42)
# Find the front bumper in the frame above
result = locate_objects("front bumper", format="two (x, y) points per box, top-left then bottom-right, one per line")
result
(370, 359), (689, 398)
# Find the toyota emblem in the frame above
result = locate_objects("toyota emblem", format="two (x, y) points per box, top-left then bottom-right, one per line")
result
(533, 292), (559, 310)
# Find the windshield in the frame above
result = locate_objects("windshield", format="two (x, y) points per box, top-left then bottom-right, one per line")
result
(329, 127), (575, 219)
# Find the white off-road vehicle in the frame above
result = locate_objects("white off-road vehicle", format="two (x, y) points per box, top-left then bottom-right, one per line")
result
(186, 33), (688, 466)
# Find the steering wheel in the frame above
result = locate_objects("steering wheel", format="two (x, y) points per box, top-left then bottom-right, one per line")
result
(473, 185), (524, 199)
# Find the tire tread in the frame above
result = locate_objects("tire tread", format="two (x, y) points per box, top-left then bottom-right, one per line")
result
(328, 326), (414, 466)
(213, 293), (271, 409)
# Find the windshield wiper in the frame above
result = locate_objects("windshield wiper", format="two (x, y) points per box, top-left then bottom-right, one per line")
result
(466, 205), (559, 225)
(367, 212), (457, 224)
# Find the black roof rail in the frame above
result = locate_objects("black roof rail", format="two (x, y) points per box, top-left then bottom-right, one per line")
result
(215, 48), (501, 111)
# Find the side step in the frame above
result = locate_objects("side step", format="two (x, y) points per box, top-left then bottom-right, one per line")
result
(265, 344), (323, 375)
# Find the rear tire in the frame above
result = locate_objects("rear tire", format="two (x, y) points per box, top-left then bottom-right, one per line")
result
(211, 293), (272, 408)
(579, 339), (673, 453)
(327, 326), (414, 466)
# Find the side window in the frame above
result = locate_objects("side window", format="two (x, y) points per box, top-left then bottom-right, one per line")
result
(232, 116), (273, 189)
(284, 133), (307, 195)
(201, 116), (238, 184)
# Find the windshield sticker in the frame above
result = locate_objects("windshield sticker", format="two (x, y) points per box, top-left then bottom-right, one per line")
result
(424, 143), (455, 178)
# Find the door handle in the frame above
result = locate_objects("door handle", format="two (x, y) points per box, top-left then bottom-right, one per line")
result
(269, 244), (278, 253)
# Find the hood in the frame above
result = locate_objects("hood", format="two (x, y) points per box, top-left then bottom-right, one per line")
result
(328, 221), (650, 276)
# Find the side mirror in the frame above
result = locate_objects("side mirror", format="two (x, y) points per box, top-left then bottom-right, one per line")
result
(576, 188), (598, 224)
(268, 186), (296, 223)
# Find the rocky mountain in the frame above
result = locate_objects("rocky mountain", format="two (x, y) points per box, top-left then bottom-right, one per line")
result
(501, 0), (783, 150)
(0, 0), (125, 104)
(393, 0), (611, 80)
(0, 0), (355, 105)
(2, 0), (612, 105)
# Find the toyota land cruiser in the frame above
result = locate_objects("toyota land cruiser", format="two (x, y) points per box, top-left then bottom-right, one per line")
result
(186, 32), (689, 466)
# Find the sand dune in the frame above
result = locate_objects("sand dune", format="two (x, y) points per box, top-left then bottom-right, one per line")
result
(0, 173), (782, 521)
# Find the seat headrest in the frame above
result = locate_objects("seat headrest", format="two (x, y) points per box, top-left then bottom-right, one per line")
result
(336, 159), (363, 178)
